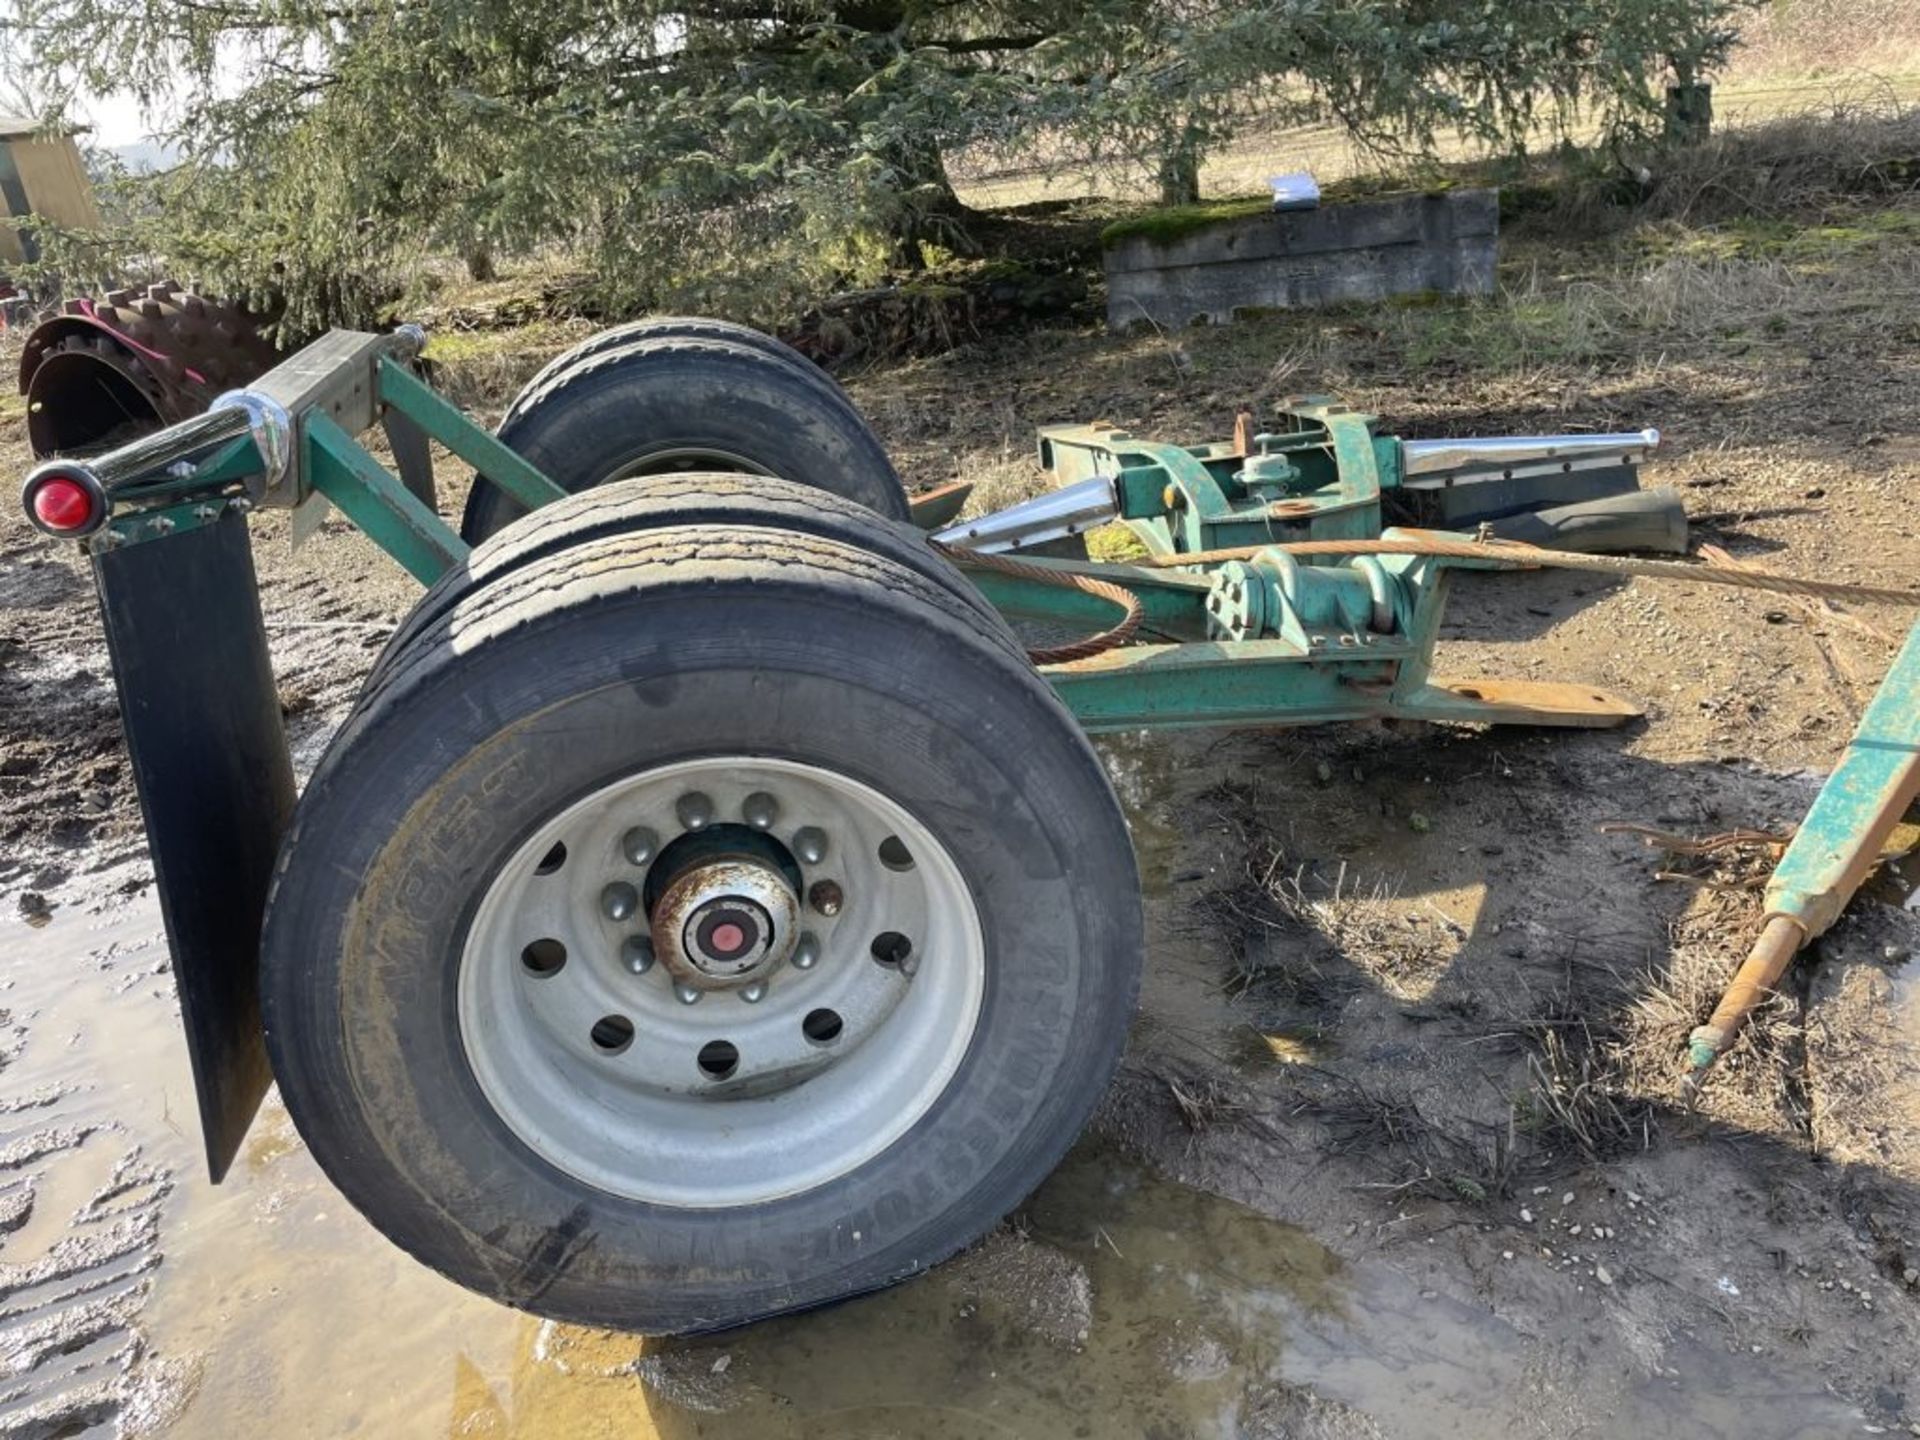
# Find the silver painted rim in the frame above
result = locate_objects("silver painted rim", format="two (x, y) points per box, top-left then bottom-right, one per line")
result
(457, 757), (985, 1208)
(606, 445), (771, 480)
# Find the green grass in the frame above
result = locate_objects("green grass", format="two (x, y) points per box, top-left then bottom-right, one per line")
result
(420, 319), (582, 366)
(1086, 523), (1151, 563)
(1099, 197), (1275, 249)
(1634, 205), (1920, 264)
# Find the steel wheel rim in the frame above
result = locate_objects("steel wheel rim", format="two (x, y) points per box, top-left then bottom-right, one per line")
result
(457, 757), (986, 1208)
(605, 445), (771, 480)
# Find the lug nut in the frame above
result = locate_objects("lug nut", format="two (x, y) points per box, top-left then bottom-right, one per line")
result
(622, 826), (659, 866)
(674, 981), (702, 1005)
(742, 792), (781, 831)
(792, 932), (821, 970)
(740, 981), (768, 1004)
(601, 882), (639, 921)
(622, 935), (654, 974)
(808, 880), (844, 917)
(793, 827), (828, 865)
(676, 793), (715, 831)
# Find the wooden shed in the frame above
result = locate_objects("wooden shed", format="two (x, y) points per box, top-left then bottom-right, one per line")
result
(0, 117), (102, 266)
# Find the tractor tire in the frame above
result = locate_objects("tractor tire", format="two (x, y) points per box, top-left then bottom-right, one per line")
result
(460, 335), (907, 545)
(499, 317), (851, 433)
(261, 523), (1142, 1333)
(21, 281), (279, 457)
(363, 473), (1016, 702)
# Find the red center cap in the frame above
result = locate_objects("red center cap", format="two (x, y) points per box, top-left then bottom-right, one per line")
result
(710, 922), (746, 954)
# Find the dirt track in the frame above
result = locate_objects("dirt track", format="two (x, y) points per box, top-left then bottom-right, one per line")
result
(3, 221), (1920, 1434)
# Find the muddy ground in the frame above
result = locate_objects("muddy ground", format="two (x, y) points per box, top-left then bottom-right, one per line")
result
(3, 195), (1920, 1436)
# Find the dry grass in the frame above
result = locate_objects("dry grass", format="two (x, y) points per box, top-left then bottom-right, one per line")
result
(1521, 1025), (1658, 1163)
(1262, 864), (1462, 1000)
(1608, 843), (1812, 1136)
(1613, 96), (1920, 227)
(1185, 778), (1823, 1201)
(419, 318), (602, 407)
(1302, 1072), (1515, 1205)
(1162, 1068), (1249, 1136)
(1189, 776), (1465, 1003)
(1726, 0), (1920, 85)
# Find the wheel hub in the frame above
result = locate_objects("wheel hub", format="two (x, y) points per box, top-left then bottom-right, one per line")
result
(653, 857), (798, 988)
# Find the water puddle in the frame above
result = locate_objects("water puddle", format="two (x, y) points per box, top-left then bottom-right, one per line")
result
(1863, 819), (1920, 911)
(0, 873), (1871, 1440)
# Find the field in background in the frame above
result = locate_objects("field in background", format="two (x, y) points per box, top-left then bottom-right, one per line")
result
(952, 0), (1920, 207)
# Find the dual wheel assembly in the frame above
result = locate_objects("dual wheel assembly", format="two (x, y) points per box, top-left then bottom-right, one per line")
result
(260, 321), (1143, 1332)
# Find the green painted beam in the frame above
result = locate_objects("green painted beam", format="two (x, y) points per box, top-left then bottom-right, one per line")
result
(305, 412), (469, 584)
(959, 558), (1213, 638)
(1762, 614), (1920, 937)
(377, 358), (569, 513)
(1042, 639), (1404, 731)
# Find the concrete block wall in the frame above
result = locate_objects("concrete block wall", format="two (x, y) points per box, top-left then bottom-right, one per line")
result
(1104, 188), (1498, 331)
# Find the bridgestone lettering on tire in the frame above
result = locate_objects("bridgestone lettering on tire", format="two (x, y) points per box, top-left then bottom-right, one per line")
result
(260, 523), (1142, 1332)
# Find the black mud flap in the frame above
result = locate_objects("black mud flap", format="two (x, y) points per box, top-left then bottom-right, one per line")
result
(93, 511), (295, 1181)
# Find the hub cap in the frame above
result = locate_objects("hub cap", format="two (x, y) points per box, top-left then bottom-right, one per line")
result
(653, 856), (798, 989)
(457, 757), (985, 1207)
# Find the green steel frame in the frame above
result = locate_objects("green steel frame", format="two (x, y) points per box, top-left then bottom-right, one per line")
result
(1036, 404), (1394, 559)
(55, 327), (1641, 736)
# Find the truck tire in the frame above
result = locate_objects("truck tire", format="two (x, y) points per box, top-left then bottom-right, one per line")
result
(499, 317), (851, 433)
(460, 336), (906, 544)
(364, 473), (1015, 702)
(261, 523), (1141, 1333)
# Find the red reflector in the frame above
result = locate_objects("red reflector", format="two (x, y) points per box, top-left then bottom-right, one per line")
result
(31, 476), (95, 533)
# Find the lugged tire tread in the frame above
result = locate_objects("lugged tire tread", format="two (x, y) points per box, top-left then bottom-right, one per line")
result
(366, 474), (1017, 703)
(460, 334), (905, 543)
(499, 318), (848, 432)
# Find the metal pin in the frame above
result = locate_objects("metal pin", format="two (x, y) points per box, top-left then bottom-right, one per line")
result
(622, 826), (658, 866)
(674, 981), (702, 1005)
(622, 935), (654, 974)
(742, 792), (781, 830)
(676, 793), (715, 831)
(792, 932), (821, 970)
(793, 827), (828, 865)
(740, 981), (768, 1003)
(601, 882), (639, 921)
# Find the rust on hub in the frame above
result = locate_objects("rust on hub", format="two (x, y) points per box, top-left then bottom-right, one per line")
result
(650, 856), (800, 992)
